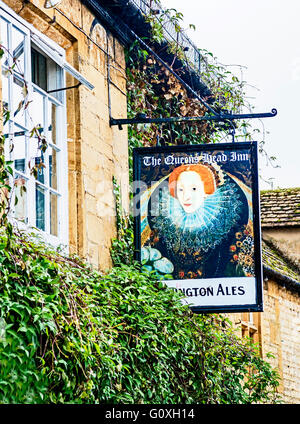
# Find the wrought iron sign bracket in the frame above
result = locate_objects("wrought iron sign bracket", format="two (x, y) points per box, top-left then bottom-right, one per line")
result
(109, 109), (277, 134)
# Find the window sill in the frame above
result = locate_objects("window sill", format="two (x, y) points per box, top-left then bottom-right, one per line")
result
(9, 217), (69, 255)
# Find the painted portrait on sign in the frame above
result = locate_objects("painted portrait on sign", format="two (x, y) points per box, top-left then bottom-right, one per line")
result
(138, 152), (255, 282)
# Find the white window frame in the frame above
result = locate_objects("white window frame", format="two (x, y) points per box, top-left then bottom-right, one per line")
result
(0, 3), (70, 249)
(0, 0), (94, 90)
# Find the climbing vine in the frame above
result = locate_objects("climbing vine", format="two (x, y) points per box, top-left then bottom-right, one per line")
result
(126, 0), (276, 178)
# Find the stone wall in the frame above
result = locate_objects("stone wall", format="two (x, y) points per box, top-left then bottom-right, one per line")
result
(2, 0), (129, 271)
(261, 279), (300, 403)
(228, 277), (300, 404)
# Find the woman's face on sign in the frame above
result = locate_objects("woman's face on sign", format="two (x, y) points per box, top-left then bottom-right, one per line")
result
(176, 171), (205, 213)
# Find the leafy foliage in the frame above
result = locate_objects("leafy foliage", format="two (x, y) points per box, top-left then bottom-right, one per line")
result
(126, 1), (276, 162)
(110, 176), (134, 267)
(0, 227), (280, 404)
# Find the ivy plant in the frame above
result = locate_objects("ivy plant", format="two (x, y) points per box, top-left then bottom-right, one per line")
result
(0, 227), (280, 404)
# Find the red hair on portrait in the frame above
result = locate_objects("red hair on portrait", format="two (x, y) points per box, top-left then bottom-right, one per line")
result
(168, 164), (216, 198)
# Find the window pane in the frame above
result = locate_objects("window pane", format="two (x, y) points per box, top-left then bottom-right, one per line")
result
(13, 75), (26, 126)
(13, 125), (26, 173)
(3, 123), (10, 160)
(36, 154), (45, 184)
(14, 174), (27, 223)
(29, 137), (39, 163)
(29, 137), (44, 182)
(50, 192), (58, 236)
(49, 147), (57, 189)
(36, 184), (45, 231)
(31, 48), (62, 100)
(11, 25), (25, 74)
(1, 70), (9, 113)
(31, 48), (47, 91)
(47, 59), (62, 101)
(48, 102), (57, 145)
(30, 89), (45, 130)
(31, 149), (45, 184)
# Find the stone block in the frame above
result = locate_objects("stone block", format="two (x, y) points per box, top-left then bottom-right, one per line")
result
(114, 38), (126, 69)
(109, 84), (127, 119)
(87, 240), (99, 267)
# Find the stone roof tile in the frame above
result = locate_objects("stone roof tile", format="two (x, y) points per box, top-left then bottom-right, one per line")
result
(260, 188), (300, 227)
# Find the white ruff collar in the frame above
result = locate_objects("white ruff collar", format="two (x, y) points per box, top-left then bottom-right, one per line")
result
(151, 180), (243, 253)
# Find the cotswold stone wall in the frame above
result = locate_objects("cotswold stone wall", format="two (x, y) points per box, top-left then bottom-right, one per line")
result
(229, 278), (300, 404)
(261, 279), (300, 403)
(3, 0), (129, 270)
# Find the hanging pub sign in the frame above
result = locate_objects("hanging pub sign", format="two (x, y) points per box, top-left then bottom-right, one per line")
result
(133, 142), (263, 313)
